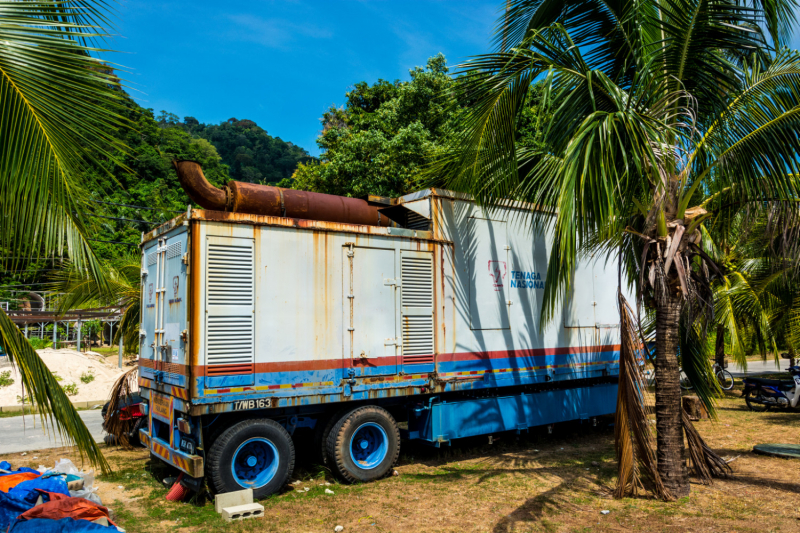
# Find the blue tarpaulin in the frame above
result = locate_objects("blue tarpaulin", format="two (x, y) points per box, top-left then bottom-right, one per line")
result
(10, 476), (69, 505)
(0, 491), (30, 531)
(9, 517), (118, 532)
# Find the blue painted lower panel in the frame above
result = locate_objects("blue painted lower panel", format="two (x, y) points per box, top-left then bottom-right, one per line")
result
(407, 383), (617, 444)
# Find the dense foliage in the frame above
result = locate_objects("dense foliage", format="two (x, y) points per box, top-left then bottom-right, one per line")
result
(162, 112), (313, 185)
(286, 55), (459, 198)
(286, 54), (547, 199)
(0, 94), (315, 306)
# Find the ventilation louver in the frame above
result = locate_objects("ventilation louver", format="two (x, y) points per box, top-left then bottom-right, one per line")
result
(205, 238), (255, 374)
(167, 242), (182, 260)
(401, 253), (434, 365)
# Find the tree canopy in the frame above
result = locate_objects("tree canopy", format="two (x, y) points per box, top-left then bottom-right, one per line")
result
(286, 54), (460, 198)
(165, 114), (313, 185)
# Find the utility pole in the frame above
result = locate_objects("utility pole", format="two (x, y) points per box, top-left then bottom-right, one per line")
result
(53, 320), (57, 348)
(118, 336), (123, 369)
(24, 323), (28, 338)
(76, 321), (82, 352)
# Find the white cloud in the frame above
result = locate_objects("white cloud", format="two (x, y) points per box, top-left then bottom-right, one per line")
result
(226, 14), (333, 49)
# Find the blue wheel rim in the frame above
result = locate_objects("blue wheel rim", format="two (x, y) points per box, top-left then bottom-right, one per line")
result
(349, 422), (388, 470)
(231, 437), (279, 489)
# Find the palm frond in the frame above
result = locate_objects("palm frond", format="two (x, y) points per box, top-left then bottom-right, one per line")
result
(104, 367), (138, 448)
(615, 291), (672, 500)
(0, 0), (129, 473)
(0, 1), (129, 275)
(51, 256), (141, 353)
(0, 308), (109, 473)
(682, 409), (732, 482)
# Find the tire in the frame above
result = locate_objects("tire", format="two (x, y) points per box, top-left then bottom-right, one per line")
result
(744, 389), (772, 412)
(716, 370), (735, 391)
(129, 417), (146, 447)
(326, 406), (400, 484)
(207, 418), (295, 499)
(314, 409), (348, 466)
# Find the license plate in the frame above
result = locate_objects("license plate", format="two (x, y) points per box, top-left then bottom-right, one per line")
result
(233, 399), (270, 411)
(151, 392), (172, 423)
(179, 438), (195, 455)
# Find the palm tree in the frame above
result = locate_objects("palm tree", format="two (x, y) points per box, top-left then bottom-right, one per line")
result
(54, 256), (142, 354)
(710, 210), (800, 370)
(432, 0), (800, 498)
(0, 1), (129, 472)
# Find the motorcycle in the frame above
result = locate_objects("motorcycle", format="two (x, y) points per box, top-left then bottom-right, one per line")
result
(742, 366), (800, 412)
(101, 392), (146, 445)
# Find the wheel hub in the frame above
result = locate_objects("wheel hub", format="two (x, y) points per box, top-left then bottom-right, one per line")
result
(231, 437), (280, 489)
(349, 422), (389, 470)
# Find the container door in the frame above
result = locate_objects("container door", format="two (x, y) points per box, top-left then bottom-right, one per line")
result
(204, 236), (255, 389)
(140, 242), (159, 382)
(400, 251), (435, 374)
(160, 230), (189, 388)
(344, 246), (398, 377)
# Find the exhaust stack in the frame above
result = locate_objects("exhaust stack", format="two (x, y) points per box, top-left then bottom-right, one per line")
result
(173, 160), (389, 227)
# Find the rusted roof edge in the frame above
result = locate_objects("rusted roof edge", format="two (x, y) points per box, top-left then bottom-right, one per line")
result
(143, 209), (454, 245)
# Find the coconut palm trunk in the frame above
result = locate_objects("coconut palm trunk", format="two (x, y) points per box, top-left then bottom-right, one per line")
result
(654, 294), (689, 496)
(714, 324), (726, 374)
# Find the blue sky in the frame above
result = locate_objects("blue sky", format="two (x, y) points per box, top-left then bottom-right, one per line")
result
(114, 1), (800, 157)
(114, 1), (500, 156)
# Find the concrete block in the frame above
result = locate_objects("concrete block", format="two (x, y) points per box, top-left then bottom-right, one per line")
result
(221, 503), (264, 522)
(214, 488), (253, 513)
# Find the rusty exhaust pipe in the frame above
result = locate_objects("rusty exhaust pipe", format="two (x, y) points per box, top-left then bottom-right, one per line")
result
(173, 160), (228, 211)
(173, 160), (389, 227)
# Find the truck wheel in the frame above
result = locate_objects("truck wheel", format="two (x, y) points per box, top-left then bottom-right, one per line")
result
(326, 406), (399, 483)
(208, 419), (294, 498)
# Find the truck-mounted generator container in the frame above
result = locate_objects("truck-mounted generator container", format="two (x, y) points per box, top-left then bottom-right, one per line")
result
(136, 162), (625, 498)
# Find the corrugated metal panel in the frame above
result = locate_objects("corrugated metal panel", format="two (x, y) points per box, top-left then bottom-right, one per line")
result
(205, 238), (254, 371)
(401, 253), (434, 362)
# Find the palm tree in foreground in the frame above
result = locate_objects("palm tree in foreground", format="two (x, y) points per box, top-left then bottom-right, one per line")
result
(433, 0), (800, 498)
(0, 1), (128, 472)
(54, 256), (142, 355)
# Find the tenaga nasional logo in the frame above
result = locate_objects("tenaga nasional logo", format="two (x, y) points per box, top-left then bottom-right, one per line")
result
(510, 270), (545, 289)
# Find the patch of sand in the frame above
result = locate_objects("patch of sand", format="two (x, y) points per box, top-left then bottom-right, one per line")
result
(0, 348), (135, 406)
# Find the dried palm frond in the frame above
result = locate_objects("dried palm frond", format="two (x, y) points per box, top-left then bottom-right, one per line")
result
(682, 410), (732, 483)
(104, 367), (138, 448)
(615, 290), (673, 501)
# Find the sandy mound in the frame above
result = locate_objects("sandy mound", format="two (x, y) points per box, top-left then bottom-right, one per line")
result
(0, 349), (134, 406)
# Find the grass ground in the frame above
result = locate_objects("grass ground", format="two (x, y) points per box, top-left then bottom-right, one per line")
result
(1, 387), (798, 533)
